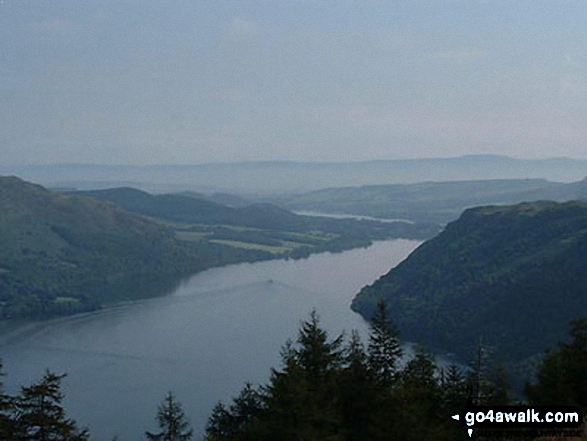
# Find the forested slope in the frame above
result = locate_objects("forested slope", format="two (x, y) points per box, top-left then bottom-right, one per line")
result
(0, 176), (269, 318)
(352, 200), (587, 364)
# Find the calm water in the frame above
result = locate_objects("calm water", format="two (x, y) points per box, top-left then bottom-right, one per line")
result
(1, 240), (420, 440)
(294, 211), (414, 224)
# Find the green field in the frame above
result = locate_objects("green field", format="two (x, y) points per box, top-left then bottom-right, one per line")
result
(209, 240), (291, 254)
(170, 222), (335, 255)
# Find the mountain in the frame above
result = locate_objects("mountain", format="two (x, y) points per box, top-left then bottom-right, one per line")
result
(77, 187), (238, 224)
(74, 187), (439, 239)
(281, 178), (587, 223)
(4, 155), (587, 194)
(77, 187), (298, 228)
(352, 200), (587, 366)
(0, 177), (270, 319)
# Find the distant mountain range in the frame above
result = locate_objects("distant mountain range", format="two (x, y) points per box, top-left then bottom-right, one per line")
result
(281, 177), (587, 223)
(352, 200), (587, 370)
(3, 155), (587, 194)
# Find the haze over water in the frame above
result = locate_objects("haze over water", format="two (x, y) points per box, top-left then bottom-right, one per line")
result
(1, 239), (420, 440)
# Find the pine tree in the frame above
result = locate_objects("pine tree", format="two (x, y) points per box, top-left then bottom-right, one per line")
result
(466, 342), (512, 406)
(296, 310), (343, 385)
(14, 370), (89, 440)
(338, 331), (378, 441)
(260, 340), (308, 440)
(400, 346), (437, 391)
(467, 341), (488, 405)
(440, 364), (468, 413)
(393, 347), (444, 441)
(367, 299), (402, 386)
(229, 383), (264, 436)
(526, 318), (587, 410)
(205, 402), (233, 440)
(205, 384), (265, 441)
(438, 364), (470, 441)
(0, 360), (16, 439)
(261, 311), (344, 440)
(146, 392), (194, 441)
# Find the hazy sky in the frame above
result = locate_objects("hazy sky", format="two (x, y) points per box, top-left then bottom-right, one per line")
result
(1, 0), (587, 165)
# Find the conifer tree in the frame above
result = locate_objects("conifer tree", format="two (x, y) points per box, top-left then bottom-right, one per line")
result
(467, 342), (488, 405)
(338, 331), (378, 440)
(261, 311), (344, 440)
(296, 310), (343, 384)
(440, 364), (468, 413)
(393, 347), (444, 441)
(206, 402), (233, 440)
(203, 309), (488, 441)
(205, 383), (265, 441)
(438, 364), (470, 441)
(466, 342), (513, 406)
(526, 318), (587, 410)
(400, 346), (438, 391)
(146, 392), (193, 441)
(14, 370), (89, 440)
(229, 383), (264, 435)
(367, 299), (402, 386)
(260, 340), (308, 440)
(0, 360), (16, 440)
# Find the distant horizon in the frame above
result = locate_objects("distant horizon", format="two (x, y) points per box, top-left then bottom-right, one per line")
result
(5, 153), (587, 169)
(4, 153), (587, 195)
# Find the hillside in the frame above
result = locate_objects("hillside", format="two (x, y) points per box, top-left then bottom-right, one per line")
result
(0, 177), (439, 319)
(75, 187), (439, 243)
(352, 200), (587, 365)
(77, 187), (308, 229)
(0, 177), (271, 319)
(281, 178), (587, 223)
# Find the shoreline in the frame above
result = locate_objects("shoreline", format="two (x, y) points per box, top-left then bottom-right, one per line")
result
(0, 237), (411, 342)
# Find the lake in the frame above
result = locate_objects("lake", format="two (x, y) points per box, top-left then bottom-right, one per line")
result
(1, 239), (420, 440)
(294, 210), (414, 224)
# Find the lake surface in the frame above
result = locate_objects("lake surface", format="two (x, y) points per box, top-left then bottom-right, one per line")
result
(294, 210), (414, 224)
(1, 239), (420, 440)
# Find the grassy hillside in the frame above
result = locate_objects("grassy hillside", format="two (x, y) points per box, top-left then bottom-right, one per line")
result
(352, 200), (587, 367)
(0, 177), (271, 319)
(281, 178), (587, 223)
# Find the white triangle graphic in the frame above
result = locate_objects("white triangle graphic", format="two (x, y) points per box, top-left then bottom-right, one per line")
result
(451, 414), (459, 421)
(468, 428), (473, 438)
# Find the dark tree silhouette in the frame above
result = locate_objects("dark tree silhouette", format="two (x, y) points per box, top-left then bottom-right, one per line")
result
(146, 392), (194, 441)
(14, 370), (89, 440)
(526, 318), (587, 410)
(204, 310), (478, 441)
(0, 360), (16, 439)
(368, 299), (402, 386)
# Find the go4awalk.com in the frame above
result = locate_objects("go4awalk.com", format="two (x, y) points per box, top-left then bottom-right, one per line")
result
(451, 405), (584, 438)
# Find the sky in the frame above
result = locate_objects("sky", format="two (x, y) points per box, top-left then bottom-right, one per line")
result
(1, 0), (587, 166)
